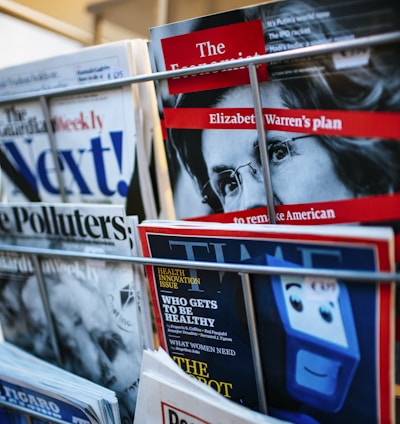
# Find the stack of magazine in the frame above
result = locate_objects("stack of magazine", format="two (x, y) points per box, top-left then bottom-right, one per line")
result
(146, 1), (400, 420)
(0, 340), (120, 424)
(0, 0), (399, 423)
(0, 202), (153, 423)
(0, 39), (164, 221)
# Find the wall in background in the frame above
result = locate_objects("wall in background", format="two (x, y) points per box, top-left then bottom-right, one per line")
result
(0, 13), (82, 68)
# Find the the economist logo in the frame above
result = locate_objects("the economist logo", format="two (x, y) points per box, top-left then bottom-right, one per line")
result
(161, 20), (268, 94)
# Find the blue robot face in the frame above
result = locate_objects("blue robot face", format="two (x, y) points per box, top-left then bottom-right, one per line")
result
(268, 256), (360, 412)
(282, 275), (348, 348)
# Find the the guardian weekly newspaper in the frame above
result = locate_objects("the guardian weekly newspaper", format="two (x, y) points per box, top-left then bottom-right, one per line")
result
(0, 40), (161, 221)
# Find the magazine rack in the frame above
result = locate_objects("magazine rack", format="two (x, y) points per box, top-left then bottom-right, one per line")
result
(0, 30), (400, 423)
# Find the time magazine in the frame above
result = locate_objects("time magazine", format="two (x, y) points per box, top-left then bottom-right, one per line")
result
(138, 220), (395, 423)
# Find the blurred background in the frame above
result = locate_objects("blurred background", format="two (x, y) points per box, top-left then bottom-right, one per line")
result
(0, 0), (259, 67)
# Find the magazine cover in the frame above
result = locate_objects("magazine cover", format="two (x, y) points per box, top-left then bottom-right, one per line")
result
(0, 377), (103, 424)
(149, 0), (400, 226)
(0, 202), (149, 424)
(0, 342), (118, 424)
(0, 341), (121, 424)
(138, 220), (395, 423)
(0, 40), (158, 221)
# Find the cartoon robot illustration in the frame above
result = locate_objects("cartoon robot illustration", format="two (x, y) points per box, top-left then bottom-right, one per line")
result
(267, 255), (360, 412)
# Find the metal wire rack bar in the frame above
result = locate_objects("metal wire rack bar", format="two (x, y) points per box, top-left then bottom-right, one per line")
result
(0, 30), (399, 104)
(0, 244), (398, 282)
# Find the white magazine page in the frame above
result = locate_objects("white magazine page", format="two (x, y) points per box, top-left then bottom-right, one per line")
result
(129, 39), (174, 220)
(127, 39), (158, 221)
(126, 215), (155, 350)
(0, 41), (134, 96)
(138, 219), (395, 242)
(138, 370), (289, 424)
(47, 85), (138, 204)
(135, 349), (289, 424)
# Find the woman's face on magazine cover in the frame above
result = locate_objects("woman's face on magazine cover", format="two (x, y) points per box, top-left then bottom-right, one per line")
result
(201, 82), (352, 212)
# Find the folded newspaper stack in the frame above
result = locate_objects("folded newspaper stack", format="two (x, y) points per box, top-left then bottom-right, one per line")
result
(134, 348), (289, 424)
(0, 341), (120, 423)
(0, 39), (165, 221)
(0, 202), (153, 424)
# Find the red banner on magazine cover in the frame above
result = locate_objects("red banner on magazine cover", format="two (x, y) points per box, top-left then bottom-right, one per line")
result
(161, 20), (268, 94)
(187, 193), (400, 226)
(188, 194), (400, 262)
(164, 107), (400, 139)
